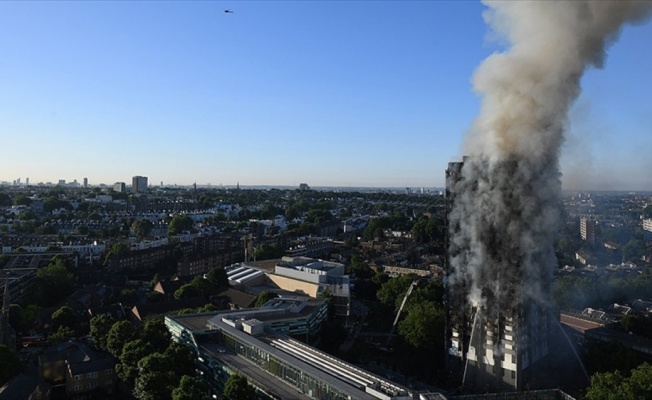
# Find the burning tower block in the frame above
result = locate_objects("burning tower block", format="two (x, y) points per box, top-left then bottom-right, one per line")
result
(446, 158), (554, 392)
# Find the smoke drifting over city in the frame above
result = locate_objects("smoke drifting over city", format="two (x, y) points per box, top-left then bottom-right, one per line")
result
(449, 0), (652, 313)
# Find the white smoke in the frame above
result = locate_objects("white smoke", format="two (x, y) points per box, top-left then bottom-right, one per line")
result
(450, 1), (652, 313)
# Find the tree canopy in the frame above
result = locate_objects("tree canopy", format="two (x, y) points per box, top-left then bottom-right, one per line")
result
(585, 363), (652, 400)
(106, 320), (137, 357)
(51, 306), (76, 330)
(116, 339), (154, 384)
(223, 374), (257, 400)
(255, 290), (279, 307)
(142, 317), (172, 352)
(132, 219), (154, 241)
(0, 345), (22, 386)
(34, 258), (74, 305)
(133, 352), (179, 400)
(206, 266), (229, 289)
(168, 214), (193, 235)
(174, 284), (199, 300)
(172, 375), (208, 400)
(398, 301), (445, 349)
(89, 314), (116, 351)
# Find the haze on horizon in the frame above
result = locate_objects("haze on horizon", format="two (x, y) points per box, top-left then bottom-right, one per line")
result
(1, 2), (650, 190)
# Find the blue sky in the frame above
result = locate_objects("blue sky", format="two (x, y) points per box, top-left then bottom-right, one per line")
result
(0, 1), (650, 189)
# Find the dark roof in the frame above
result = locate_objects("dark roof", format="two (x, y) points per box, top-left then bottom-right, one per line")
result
(38, 340), (108, 365)
(88, 304), (125, 319)
(130, 296), (207, 322)
(155, 279), (186, 295)
(211, 288), (256, 309)
(0, 373), (38, 400)
(68, 356), (115, 376)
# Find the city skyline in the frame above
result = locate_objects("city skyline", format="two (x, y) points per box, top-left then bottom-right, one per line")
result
(1, 2), (651, 190)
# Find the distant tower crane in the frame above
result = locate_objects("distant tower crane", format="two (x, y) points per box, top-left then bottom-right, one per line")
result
(387, 279), (419, 346)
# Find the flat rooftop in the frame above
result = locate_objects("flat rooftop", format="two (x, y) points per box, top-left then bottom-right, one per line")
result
(167, 307), (412, 400)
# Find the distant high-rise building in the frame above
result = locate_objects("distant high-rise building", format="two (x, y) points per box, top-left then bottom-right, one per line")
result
(58, 179), (66, 186)
(83, 177), (88, 188)
(580, 217), (598, 245)
(25, 177), (29, 186)
(114, 182), (126, 193)
(299, 183), (310, 191)
(132, 176), (148, 193)
(643, 219), (652, 242)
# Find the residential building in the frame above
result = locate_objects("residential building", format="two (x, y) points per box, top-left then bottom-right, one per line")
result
(131, 176), (148, 194)
(643, 219), (652, 242)
(285, 238), (334, 259)
(113, 182), (126, 193)
(580, 217), (598, 245)
(445, 159), (551, 392)
(39, 341), (116, 398)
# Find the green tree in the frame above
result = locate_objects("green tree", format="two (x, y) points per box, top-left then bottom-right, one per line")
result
(35, 258), (74, 305)
(174, 284), (199, 300)
(223, 374), (257, 400)
(172, 375), (208, 400)
(165, 342), (196, 377)
(350, 255), (372, 279)
(106, 320), (137, 357)
(0, 344), (22, 385)
(134, 353), (177, 400)
(104, 242), (130, 264)
(206, 266), (229, 289)
(190, 275), (213, 297)
(142, 317), (172, 352)
(89, 314), (116, 351)
(254, 243), (284, 260)
(398, 301), (445, 348)
(586, 363), (652, 400)
(623, 239), (646, 262)
(377, 274), (420, 311)
(168, 214), (193, 236)
(49, 326), (75, 343)
(255, 290), (279, 307)
(643, 205), (652, 219)
(116, 339), (154, 384)
(51, 305), (76, 330)
(132, 219), (154, 241)
(0, 192), (11, 206)
(13, 194), (32, 206)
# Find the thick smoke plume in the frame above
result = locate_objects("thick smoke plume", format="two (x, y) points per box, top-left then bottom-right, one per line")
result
(449, 1), (652, 316)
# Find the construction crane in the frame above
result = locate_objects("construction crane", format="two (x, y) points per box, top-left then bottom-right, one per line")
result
(387, 279), (419, 346)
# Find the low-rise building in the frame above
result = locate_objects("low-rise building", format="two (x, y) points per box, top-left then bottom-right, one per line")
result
(39, 340), (116, 398)
(165, 297), (415, 400)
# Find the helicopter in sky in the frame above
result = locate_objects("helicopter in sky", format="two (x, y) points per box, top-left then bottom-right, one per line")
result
(224, 9), (234, 14)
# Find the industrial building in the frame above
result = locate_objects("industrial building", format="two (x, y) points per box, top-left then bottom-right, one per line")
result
(227, 256), (351, 319)
(164, 297), (413, 400)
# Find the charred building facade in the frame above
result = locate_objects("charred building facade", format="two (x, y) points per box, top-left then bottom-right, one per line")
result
(445, 158), (554, 392)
